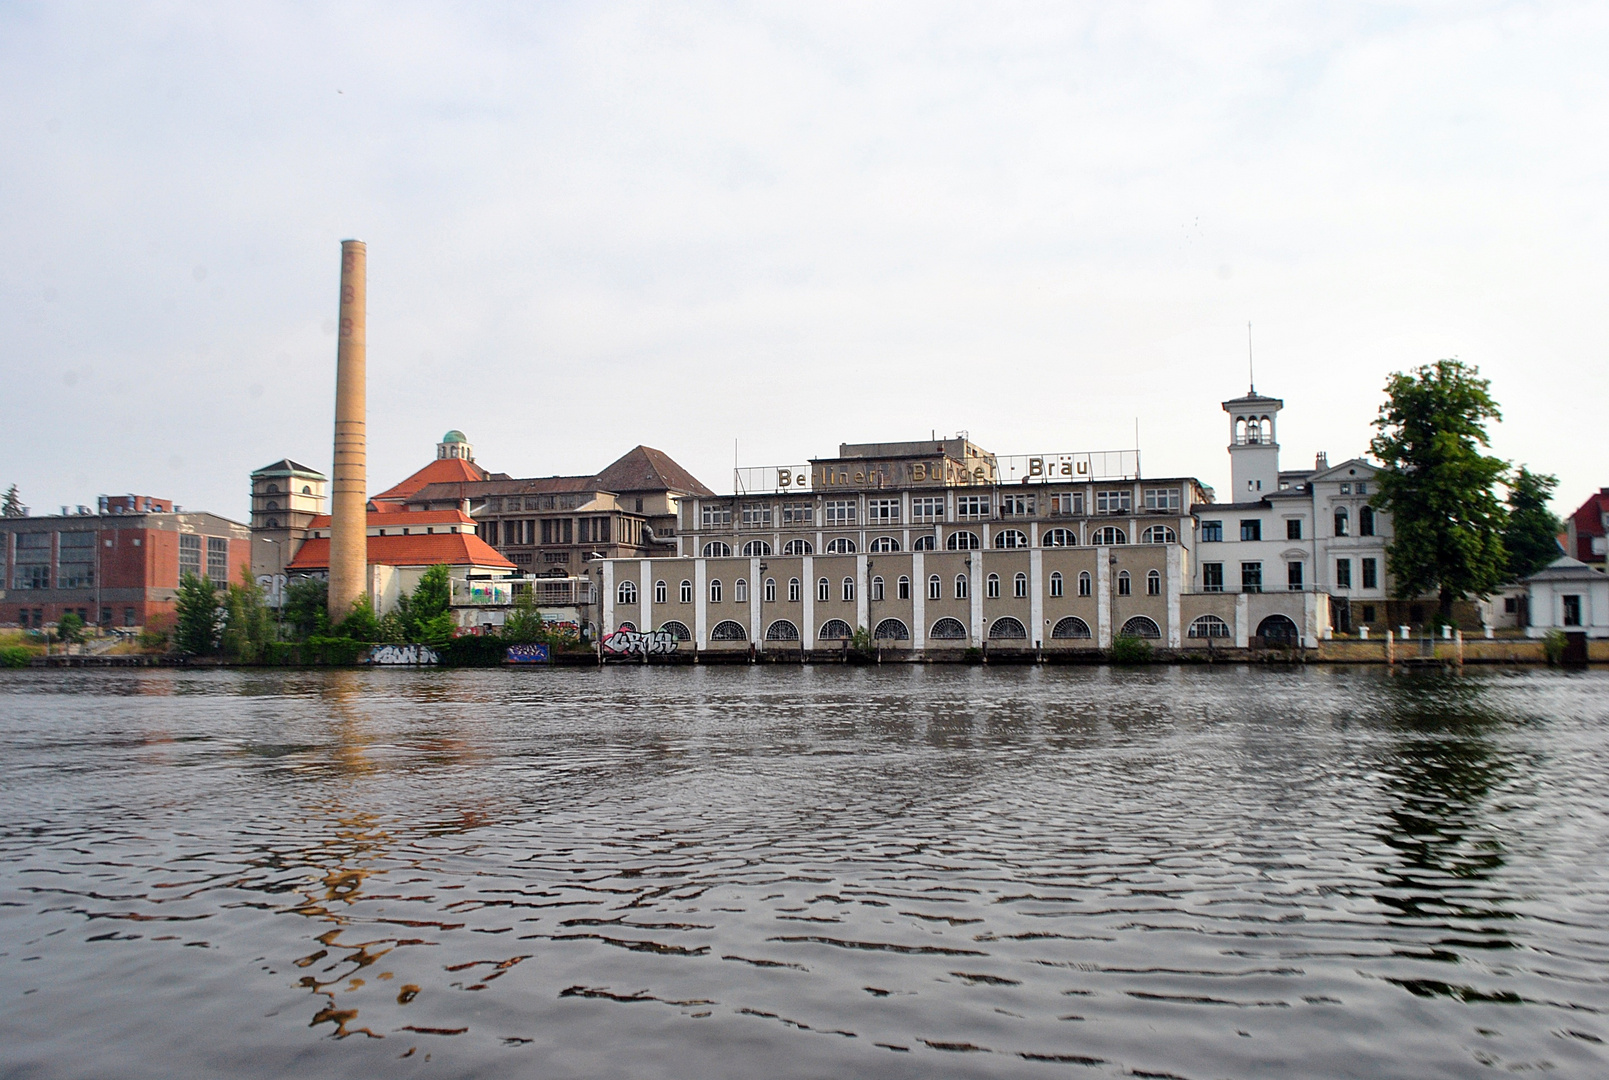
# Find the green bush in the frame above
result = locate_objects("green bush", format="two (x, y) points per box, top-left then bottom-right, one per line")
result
(1110, 634), (1153, 665)
(437, 635), (507, 667)
(0, 645), (32, 668)
(304, 635), (368, 666)
(1542, 630), (1567, 666)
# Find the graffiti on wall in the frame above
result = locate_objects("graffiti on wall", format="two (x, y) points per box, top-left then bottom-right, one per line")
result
(366, 644), (441, 666)
(601, 627), (680, 658)
(505, 643), (550, 664)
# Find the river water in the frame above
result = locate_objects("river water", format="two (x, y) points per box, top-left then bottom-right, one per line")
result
(2, 666), (1607, 1079)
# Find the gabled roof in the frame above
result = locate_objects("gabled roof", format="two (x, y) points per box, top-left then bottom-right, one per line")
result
(287, 532), (515, 571)
(252, 458), (326, 479)
(303, 509), (477, 529)
(370, 457), (504, 505)
(593, 446), (715, 498)
(1523, 555), (1607, 583)
(1310, 457), (1377, 483)
(1222, 391), (1284, 411)
(410, 476), (606, 504)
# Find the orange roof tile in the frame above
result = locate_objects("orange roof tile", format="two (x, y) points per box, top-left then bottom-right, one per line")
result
(304, 508), (477, 529)
(287, 532), (516, 571)
(371, 457), (493, 505)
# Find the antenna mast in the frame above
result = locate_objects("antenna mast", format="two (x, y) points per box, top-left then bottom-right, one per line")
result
(1247, 321), (1255, 393)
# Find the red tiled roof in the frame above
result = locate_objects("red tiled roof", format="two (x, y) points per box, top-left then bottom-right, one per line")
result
(371, 457), (494, 504)
(287, 532), (516, 571)
(304, 509), (476, 529)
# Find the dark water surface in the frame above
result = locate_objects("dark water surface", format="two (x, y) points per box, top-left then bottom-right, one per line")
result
(2, 666), (1608, 1079)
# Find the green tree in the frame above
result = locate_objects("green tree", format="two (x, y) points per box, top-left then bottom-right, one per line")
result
(282, 577), (329, 640)
(55, 612), (86, 646)
(2, 484), (23, 518)
(221, 569), (274, 662)
(398, 566), (454, 644)
(336, 596), (381, 643)
(501, 589), (545, 643)
(1503, 466), (1562, 581)
(1370, 360), (1509, 622)
(174, 573), (223, 655)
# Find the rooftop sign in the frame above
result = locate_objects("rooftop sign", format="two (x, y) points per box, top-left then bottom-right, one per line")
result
(732, 449), (1140, 495)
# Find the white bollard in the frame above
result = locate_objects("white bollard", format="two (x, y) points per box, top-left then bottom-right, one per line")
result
(1442, 625), (1452, 640)
(1359, 626), (1369, 640)
(1484, 625), (1494, 639)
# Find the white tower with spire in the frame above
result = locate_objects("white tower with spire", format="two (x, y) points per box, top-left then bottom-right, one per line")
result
(1222, 386), (1283, 499)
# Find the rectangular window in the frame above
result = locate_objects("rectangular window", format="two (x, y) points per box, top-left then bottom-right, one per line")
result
(1095, 489), (1132, 514)
(1563, 595), (1582, 626)
(825, 500), (857, 526)
(1286, 519), (1302, 540)
(1202, 562), (1224, 592)
(781, 502), (814, 526)
(596, 517), (611, 543)
(58, 531), (95, 589)
(1240, 519), (1262, 542)
(911, 497), (944, 521)
(1504, 596), (1517, 613)
(1362, 558), (1378, 590)
(1241, 562), (1263, 593)
(741, 503), (772, 529)
(541, 519), (552, 544)
(1287, 561), (1304, 591)
(956, 495), (989, 519)
(1336, 558), (1352, 589)
(1339, 483), (1352, 494)
(124, 607), (136, 627)
(867, 498), (900, 524)
(1356, 482), (1368, 495)
(563, 519), (573, 545)
(12, 564), (49, 590)
(206, 539), (229, 584)
(1200, 520), (1223, 543)
(1000, 494), (1030, 517)
(1143, 488), (1180, 511)
(701, 504), (732, 528)
(1362, 605), (1376, 622)
(1050, 491), (1083, 516)
(179, 534), (202, 578)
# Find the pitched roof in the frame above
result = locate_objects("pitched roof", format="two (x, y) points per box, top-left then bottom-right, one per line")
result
(1523, 555), (1607, 583)
(303, 509), (478, 529)
(287, 532), (516, 571)
(409, 476), (605, 504)
(252, 458), (326, 479)
(370, 457), (500, 505)
(593, 446), (715, 498)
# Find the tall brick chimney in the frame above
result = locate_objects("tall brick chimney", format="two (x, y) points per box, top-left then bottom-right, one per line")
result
(327, 240), (368, 622)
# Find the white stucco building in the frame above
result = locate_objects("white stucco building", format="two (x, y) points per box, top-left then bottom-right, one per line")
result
(1523, 557), (1609, 638)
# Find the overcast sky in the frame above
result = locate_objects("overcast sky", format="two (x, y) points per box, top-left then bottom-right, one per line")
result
(2, 2), (1605, 522)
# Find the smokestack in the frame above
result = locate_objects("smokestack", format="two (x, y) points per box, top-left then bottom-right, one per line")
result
(327, 240), (368, 622)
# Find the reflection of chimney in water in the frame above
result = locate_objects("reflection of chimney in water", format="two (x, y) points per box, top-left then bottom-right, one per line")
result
(327, 240), (368, 621)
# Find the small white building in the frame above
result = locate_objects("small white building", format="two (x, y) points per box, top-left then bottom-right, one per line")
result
(1523, 557), (1609, 638)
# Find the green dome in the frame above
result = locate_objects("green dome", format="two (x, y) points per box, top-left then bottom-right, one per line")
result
(442, 430), (467, 443)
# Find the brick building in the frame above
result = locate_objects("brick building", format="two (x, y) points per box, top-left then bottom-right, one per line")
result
(1, 496), (250, 630)
(1566, 487), (1608, 568)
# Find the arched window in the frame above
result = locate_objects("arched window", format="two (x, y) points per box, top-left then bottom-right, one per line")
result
(734, 578), (748, 602)
(266, 484), (279, 493)
(655, 580), (668, 604)
(1257, 615), (1300, 645)
(955, 574), (969, 599)
(660, 620), (691, 641)
(617, 581), (638, 604)
(842, 577), (855, 601)
(1188, 615), (1231, 638)
(819, 618), (853, 640)
(825, 537), (856, 554)
(764, 578), (776, 602)
(897, 575), (910, 599)
(679, 580), (693, 603)
(1141, 525), (1176, 544)
(930, 617), (967, 640)
(946, 531), (981, 550)
(1078, 571), (1092, 596)
(1049, 571), (1063, 597)
(1093, 526), (1127, 545)
(913, 535), (937, 551)
(1333, 507), (1349, 537)
(928, 574), (942, 600)
(788, 577), (801, 602)
(1235, 417), (1247, 444)
(871, 576), (884, 601)
(301, 485), (312, 495)
(1042, 528), (1077, 547)
(1117, 570), (1131, 596)
(989, 617), (1027, 640)
(869, 536), (900, 552)
(995, 529), (1028, 549)
(710, 620), (746, 641)
(1120, 616), (1161, 639)
(873, 618), (909, 641)
(986, 573), (1000, 599)
(783, 539), (813, 555)
(1014, 572), (1028, 598)
(703, 541), (732, 557)
(617, 621), (638, 633)
(1051, 616), (1091, 639)
(742, 540), (772, 557)
(765, 620), (800, 641)
(1147, 569), (1161, 596)
(266, 500), (279, 511)
(1359, 506), (1376, 537)
(266, 518), (278, 528)
(709, 579), (723, 603)
(817, 578), (830, 602)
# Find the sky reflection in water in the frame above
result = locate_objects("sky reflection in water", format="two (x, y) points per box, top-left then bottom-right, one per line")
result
(2, 666), (1607, 1079)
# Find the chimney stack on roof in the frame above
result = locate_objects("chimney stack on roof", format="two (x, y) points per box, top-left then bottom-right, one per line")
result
(1315, 451), (1328, 470)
